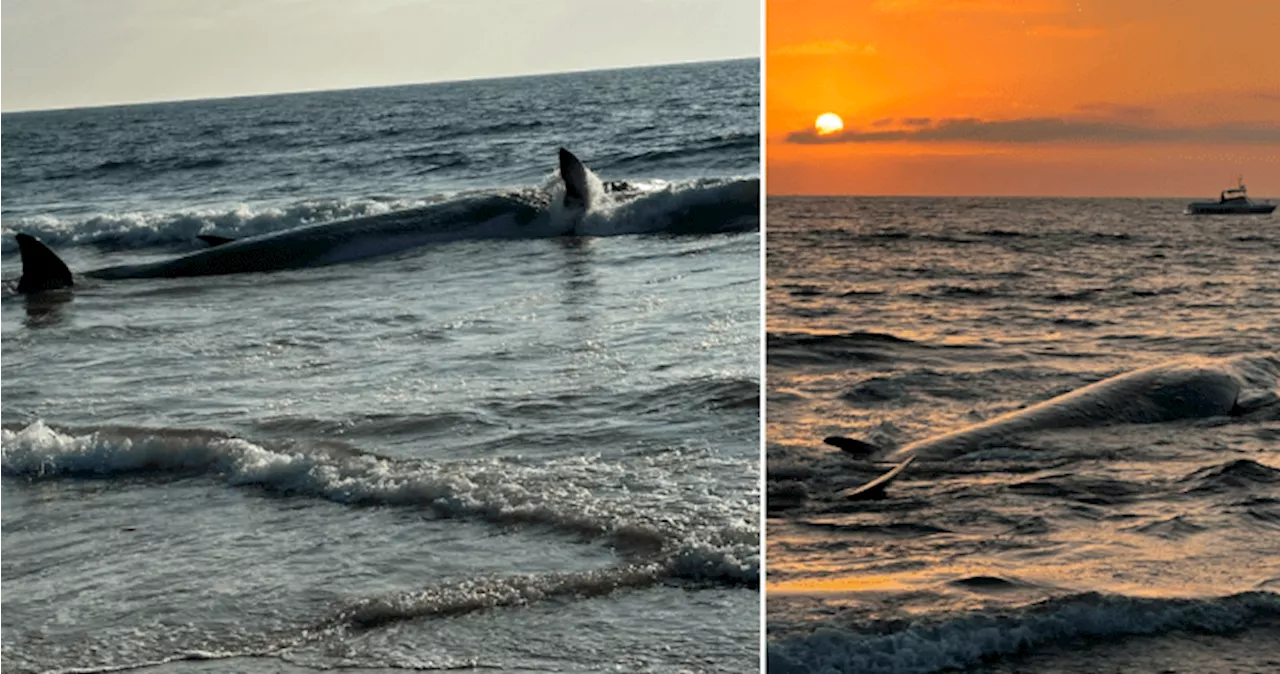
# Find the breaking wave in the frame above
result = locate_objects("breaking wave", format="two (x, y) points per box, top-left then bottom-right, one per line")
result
(769, 591), (1280, 674)
(0, 176), (758, 256)
(0, 421), (758, 589)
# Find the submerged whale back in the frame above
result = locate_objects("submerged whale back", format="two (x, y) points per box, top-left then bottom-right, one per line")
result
(887, 356), (1274, 461)
(84, 194), (546, 280)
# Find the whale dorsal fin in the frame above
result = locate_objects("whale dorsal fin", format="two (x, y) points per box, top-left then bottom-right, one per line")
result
(839, 456), (916, 501)
(824, 436), (884, 458)
(559, 148), (589, 210)
(15, 233), (74, 294)
(197, 235), (236, 247)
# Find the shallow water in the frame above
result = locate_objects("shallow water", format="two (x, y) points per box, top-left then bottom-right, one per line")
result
(2, 60), (761, 674)
(766, 196), (1280, 673)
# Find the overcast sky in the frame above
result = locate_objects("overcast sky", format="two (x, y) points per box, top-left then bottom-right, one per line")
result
(1, 0), (760, 112)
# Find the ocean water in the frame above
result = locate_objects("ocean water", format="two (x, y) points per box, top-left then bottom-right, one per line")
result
(765, 197), (1280, 673)
(1, 60), (761, 673)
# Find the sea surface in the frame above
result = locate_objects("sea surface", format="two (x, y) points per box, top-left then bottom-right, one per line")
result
(1, 59), (761, 673)
(765, 197), (1280, 673)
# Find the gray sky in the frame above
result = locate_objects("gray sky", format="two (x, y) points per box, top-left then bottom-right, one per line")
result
(1, 0), (760, 112)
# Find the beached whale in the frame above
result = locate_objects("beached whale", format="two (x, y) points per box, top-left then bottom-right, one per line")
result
(826, 354), (1280, 499)
(13, 148), (603, 294)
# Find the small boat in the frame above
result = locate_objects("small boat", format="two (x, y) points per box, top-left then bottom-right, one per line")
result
(1185, 177), (1275, 215)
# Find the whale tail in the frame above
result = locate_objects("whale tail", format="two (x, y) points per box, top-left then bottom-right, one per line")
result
(15, 233), (74, 294)
(558, 148), (591, 210)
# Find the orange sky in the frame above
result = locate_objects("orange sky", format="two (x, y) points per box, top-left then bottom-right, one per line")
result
(767, 0), (1280, 196)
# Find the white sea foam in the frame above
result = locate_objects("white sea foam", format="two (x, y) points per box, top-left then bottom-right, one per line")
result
(1, 422), (758, 586)
(0, 199), (435, 254)
(768, 591), (1280, 674)
(580, 177), (760, 237)
(338, 563), (669, 628)
(1, 178), (757, 258)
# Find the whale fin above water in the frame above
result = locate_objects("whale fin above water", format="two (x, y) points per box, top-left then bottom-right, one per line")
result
(839, 457), (916, 500)
(559, 147), (590, 210)
(197, 235), (236, 247)
(15, 233), (75, 294)
(823, 436), (884, 458)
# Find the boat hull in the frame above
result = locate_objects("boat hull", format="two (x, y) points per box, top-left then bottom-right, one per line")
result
(1185, 203), (1276, 215)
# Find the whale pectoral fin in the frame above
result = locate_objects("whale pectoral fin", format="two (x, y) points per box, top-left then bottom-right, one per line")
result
(823, 435), (884, 458)
(838, 456), (916, 501)
(197, 235), (236, 247)
(15, 233), (74, 294)
(558, 148), (589, 210)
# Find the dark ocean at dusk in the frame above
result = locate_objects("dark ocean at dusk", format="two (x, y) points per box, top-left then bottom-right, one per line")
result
(766, 196), (1279, 673)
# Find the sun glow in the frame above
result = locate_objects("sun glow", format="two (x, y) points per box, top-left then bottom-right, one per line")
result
(815, 112), (844, 135)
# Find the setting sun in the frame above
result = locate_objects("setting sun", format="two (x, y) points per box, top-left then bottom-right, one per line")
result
(769, 1), (1280, 196)
(814, 112), (843, 135)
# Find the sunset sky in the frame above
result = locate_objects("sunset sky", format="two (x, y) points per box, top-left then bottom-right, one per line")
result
(2, 0), (758, 112)
(768, 0), (1280, 196)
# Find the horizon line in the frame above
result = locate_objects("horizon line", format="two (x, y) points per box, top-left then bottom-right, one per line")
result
(1, 55), (758, 115)
(765, 192), (1277, 200)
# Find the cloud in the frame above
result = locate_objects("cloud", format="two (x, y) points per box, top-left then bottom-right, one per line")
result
(873, 0), (1068, 14)
(787, 116), (1280, 145)
(770, 40), (877, 57)
(1074, 102), (1155, 119)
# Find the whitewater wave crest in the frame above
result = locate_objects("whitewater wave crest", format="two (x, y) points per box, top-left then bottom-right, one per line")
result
(1, 177), (758, 257)
(1, 421), (758, 587)
(768, 591), (1280, 674)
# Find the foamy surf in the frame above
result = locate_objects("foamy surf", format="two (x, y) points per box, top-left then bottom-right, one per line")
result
(0, 197), (437, 254)
(1, 421), (758, 585)
(768, 591), (1280, 674)
(1, 177), (758, 258)
(336, 563), (670, 628)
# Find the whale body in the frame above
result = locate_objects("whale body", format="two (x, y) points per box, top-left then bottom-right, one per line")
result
(13, 148), (602, 294)
(826, 354), (1280, 498)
